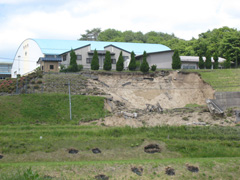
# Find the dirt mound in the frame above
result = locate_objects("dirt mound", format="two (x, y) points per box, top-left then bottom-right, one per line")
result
(68, 148), (78, 154)
(144, 144), (161, 153)
(92, 148), (101, 154)
(186, 164), (199, 173)
(165, 166), (175, 176)
(131, 167), (143, 176)
(93, 71), (214, 110)
(95, 174), (109, 180)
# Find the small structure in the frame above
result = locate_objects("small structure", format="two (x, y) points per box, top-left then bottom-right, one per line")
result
(0, 60), (12, 79)
(37, 57), (61, 73)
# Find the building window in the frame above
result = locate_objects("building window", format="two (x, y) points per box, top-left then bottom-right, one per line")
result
(86, 58), (92, 64)
(123, 56), (129, 61)
(77, 55), (82, 60)
(112, 59), (116, 64)
(50, 65), (54, 70)
(63, 55), (67, 61)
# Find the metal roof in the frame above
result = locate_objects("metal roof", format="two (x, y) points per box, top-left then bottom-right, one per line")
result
(180, 56), (226, 63)
(32, 39), (171, 56)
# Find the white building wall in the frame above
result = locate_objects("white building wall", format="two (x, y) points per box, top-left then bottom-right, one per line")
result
(12, 39), (43, 78)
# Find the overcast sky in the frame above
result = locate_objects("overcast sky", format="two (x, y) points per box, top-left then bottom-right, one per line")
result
(0, 0), (239, 61)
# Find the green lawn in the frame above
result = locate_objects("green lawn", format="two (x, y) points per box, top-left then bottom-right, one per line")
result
(0, 93), (107, 125)
(187, 69), (240, 92)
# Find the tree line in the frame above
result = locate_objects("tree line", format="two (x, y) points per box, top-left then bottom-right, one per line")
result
(80, 27), (240, 68)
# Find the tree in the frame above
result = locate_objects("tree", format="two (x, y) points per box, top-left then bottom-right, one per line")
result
(69, 49), (78, 72)
(79, 28), (101, 41)
(198, 55), (205, 69)
(205, 50), (212, 69)
(128, 51), (137, 71)
(91, 49), (99, 70)
(103, 51), (112, 71)
(140, 51), (149, 73)
(116, 51), (124, 71)
(223, 58), (231, 69)
(213, 52), (219, 69)
(171, 50), (181, 69)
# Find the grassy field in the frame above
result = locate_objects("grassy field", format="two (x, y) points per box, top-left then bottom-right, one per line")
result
(0, 125), (240, 179)
(187, 69), (240, 92)
(0, 93), (107, 125)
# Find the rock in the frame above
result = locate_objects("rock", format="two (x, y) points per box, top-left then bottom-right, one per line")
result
(122, 82), (131, 87)
(92, 148), (101, 154)
(131, 167), (143, 176)
(165, 166), (175, 176)
(95, 174), (109, 180)
(186, 164), (199, 173)
(144, 144), (161, 153)
(68, 148), (78, 154)
(121, 111), (137, 118)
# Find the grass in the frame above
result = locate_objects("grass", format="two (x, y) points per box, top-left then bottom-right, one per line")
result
(185, 69), (240, 92)
(0, 93), (107, 125)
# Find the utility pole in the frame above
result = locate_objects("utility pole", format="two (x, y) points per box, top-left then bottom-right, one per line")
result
(68, 80), (72, 120)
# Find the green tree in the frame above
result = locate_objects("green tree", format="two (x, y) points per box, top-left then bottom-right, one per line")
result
(198, 55), (205, 69)
(140, 51), (149, 73)
(79, 28), (101, 41)
(91, 49), (99, 70)
(116, 51), (124, 71)
(128, 51), (137, 71)
(171, 50), (181, 69)
(223, 58), (231, 69)
(69, 49), (78, 72)
(104, 51), (112, 71)
(213, 52), (219, 69)
(205, 50), (212, 69)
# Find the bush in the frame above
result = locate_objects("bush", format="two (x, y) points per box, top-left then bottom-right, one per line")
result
(140, 51), (149, 73)
(198, 55), (205, 69)
(128, 51), (137, 71)
(103, 51), (112, 71)
(151, 65), (157, 71)
(33, 85), (39, 89)
(172, 50), (181, 69)
(116, 51), (124, 71)
(37, 80), (42, 84)
(77, 64), (83, 71)
(31, 81), (35, 84)
(205, 51), (212, 69)
(91, 49), (100, 70)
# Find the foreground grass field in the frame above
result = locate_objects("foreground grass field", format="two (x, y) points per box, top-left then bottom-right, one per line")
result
(0, 94), (106, 124)
(0, 125), (240, 179)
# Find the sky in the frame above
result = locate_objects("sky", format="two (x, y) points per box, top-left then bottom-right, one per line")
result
(0, 0), (240, 62)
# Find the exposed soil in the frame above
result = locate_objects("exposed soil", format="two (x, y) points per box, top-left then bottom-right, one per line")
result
(144, 144), (161, 153)
(186, 164), (199, 173)
(92, 148), (101, 154)
(165, 167), (175, 176)
(68, 148), (78, 154)
(95, 174), (109, 180)
(131, 167), (143, 176)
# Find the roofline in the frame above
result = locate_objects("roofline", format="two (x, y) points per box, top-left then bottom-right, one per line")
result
(59, 44), (91, 55)
(104, 44), (131, 54)
(135, 50), (174, 58)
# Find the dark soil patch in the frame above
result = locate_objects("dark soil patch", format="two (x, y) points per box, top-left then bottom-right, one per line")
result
(131, 167), (143, 176)
(68, 148), (79, 154)
(95, 174), (109, 180)
(144, 144), (161, 153)
(92, 148), (101, 154)
(186, 164), (199, 173)
(165, 167), (175, 176)
(43, 175), (54, 179)
(0, 154), (3, 159)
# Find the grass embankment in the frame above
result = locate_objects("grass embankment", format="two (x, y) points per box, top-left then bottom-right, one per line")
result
(188, 69), (240, 92)
(0, 93), (106, 124)
(0, 125), (240, 179)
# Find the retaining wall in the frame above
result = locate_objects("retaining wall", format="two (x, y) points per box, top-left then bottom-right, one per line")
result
(214, 92), (240, 110)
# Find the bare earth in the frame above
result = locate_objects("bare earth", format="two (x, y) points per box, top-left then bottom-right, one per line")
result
(86, 71), (237, 127)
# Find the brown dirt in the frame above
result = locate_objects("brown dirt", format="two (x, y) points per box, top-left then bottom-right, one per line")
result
(93, 71), (214, 110)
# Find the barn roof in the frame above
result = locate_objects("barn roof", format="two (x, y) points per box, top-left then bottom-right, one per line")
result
(32, 39), (171, 55)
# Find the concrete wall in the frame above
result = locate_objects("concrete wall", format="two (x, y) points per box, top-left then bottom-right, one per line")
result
(214, 92), (240, 110)
(181, 62), (198, 69)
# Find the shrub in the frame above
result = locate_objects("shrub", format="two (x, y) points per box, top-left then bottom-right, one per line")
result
(151, 65), (157, 71)
(31, 81), (35, 84)
(128, 51), (137, 71)
(37, 80), (42, 84)
(91, 49), (100, 70)
(34, 85), (39, 89)
(103, 51), (112, 71)
(140, 51), (149, 73)
(198, 55), (205, 69)
(69, 49), (78, 72)
(205, 50), (212, 69)
(172, 50), (181, 69)
(77, 64), (83, 71)
(116, 51), (124, 71)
